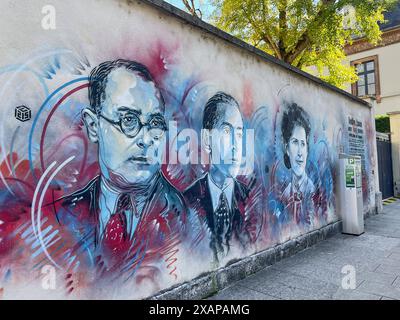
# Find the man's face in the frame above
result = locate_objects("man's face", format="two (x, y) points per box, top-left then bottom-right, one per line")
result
(287, 124), (308, 179)
(209, 104), (244, 179)
(96, 68), (166, 187)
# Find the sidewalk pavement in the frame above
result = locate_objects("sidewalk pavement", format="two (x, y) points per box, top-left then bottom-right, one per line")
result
(209, 200), (400, 300)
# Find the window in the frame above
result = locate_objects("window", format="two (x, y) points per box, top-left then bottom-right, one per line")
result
(356, 61), (375, 96)
(351, 55), (381, 102)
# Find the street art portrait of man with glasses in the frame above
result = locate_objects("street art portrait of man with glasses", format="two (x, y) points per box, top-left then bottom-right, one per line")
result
(49, 59), (191, 292)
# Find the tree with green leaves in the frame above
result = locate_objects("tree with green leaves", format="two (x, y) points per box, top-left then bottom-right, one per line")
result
(376, 114), (391, 133)
(205, 0), (396, 88)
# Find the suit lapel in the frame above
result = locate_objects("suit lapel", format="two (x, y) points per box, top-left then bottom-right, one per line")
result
(198, 174), (216, 234)
(56, 176), (101, 251)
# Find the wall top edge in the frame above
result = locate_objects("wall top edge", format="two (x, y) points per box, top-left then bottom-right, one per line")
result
(131, 0), (371, 109)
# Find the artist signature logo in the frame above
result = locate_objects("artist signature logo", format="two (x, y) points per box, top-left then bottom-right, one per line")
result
(15, 105), (32, 122)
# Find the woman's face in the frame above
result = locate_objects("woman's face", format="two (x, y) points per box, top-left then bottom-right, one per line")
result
(286, 124), (308, 179)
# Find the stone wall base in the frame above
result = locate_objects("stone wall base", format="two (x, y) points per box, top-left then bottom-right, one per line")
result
(375, 192), (383, 214)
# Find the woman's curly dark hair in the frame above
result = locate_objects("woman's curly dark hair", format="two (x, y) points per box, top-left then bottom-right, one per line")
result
(281, 102), (311, 169)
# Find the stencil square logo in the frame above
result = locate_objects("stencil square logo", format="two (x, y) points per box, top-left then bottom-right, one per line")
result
(15, 105), (32, 122)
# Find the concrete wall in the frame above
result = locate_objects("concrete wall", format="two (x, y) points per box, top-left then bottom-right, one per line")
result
(0, 0), (377, 299)
(345, 42), (400, 115)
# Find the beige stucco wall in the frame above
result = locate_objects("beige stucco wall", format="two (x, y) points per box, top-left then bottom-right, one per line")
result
(345, 42), (400, 115)
(345, 40), (400, 199)
(389, 113), (400, 196)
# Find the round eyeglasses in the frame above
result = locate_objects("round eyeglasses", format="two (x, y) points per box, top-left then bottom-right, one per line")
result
(99, 112), (168, 140)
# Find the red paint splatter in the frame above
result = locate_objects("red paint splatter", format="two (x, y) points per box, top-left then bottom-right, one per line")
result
(110, 37), (180, 85)
(242, 82), (254, 118)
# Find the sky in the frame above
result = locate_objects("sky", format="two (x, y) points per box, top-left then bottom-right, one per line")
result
(164, 0), (214, 20)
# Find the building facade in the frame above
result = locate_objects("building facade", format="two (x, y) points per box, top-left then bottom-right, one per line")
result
(344, 3), (400, 114)
(344, 2), (400, 198)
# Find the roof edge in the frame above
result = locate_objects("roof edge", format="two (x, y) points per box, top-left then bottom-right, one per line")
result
(350, 25), (400, 42)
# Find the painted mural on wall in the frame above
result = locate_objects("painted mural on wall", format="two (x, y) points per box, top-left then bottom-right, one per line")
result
(0, 42), (375, 298)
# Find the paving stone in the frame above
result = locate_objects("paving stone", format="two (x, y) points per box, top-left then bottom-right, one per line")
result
(387, 252), (400, 261)
(389, 246), (400, 254)
(235, 264), (339, 299)
(358, 271), (397, 286)
(269, 271), (339, 299)
(328, 248), (386, 262)
(209, 284), (278, 300)
(344, 234), (400, 251)
(364, 227), (400, 238)
(272, 248), (334, 266)
(330, 248), (385, 264)
(365, 223), (400, 230)
(391, 277), (400, 288)
(270, 261), (346, 286)
(369, 216), (400, 223)
(357, 280), (400, 300)
(333, 261), (380, 274)
(379, 257), (400, 267)
(284, 248), (378, 274)
(333, 288), (381, 300)
(375, 264), (400, 276)
(241, 279), (333, 300)
(233, 267), (283, 290)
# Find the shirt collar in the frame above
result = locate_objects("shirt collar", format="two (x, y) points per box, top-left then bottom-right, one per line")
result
(97, 173), (161, 239)
(207, 173), (234, 212)
(291, 173), (307, 193)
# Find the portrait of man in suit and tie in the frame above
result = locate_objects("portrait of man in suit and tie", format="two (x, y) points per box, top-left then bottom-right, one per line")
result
(50, 59), (189, 288)
(183, 92), (252, 264)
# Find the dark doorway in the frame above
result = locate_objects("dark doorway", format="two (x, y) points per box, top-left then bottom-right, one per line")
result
(377, 135), (394, 199)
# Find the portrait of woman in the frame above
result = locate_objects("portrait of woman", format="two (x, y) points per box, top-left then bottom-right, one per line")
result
(280, 102), (316, 227)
